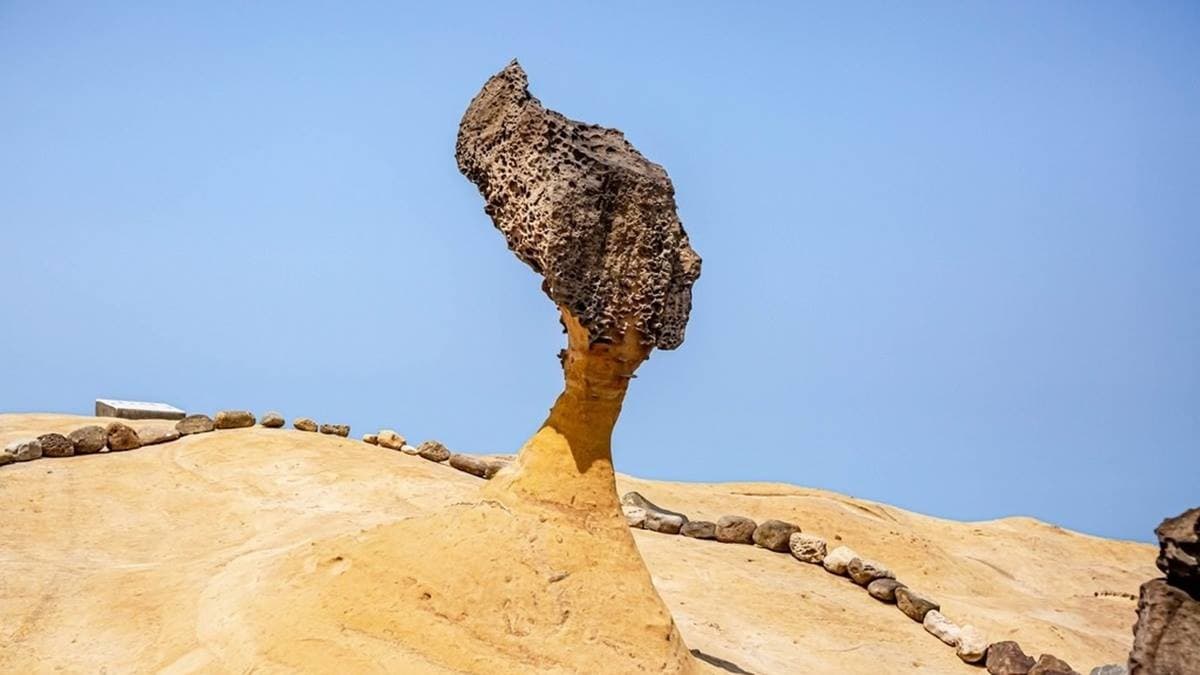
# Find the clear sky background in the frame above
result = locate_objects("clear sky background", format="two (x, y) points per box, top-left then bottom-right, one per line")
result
(1, 2), (1196, 542)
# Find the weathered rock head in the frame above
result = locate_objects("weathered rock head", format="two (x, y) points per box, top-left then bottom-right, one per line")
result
(456, 60), (701, 350)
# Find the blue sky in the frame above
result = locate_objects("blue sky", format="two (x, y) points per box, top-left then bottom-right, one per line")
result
(1, 2), (1196, 542)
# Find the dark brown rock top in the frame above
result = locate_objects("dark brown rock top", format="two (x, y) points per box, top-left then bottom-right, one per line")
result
(456, 60), (701, 350)
(1155, 507), (1199, 596)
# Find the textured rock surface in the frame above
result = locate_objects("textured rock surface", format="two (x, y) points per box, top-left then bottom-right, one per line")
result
(448, 453), (505, 479)
(68, 425), (107, 454)
(175, 414), (214, 435)
(1089, 666), (1127, 675)
(1129, 578), (1200, 674)
(214, 410), (255, 430)
(622, 505), (647, 529)
(621, 492), (688, 535)
(376, 429), (406, 450)
(293, 417), (318, 432)
(923, 609), (961, 647)
(260, 411), (285, 428)
(680, 521), (716, 540)
(139, 427), (180, 446)
(105, 423), (141, 451)
(320, 424), (350, 437)
(3, 438), (42, 462)
(895, 587), (940, 622)
(456, 61), (701, 350)
(867, 578), (906, 603)
(37, 433), (74, 458)
(1028, 654), (1079, 675)
(848, 557), (895, 586)
(416, 440), (450, 463)
(789, 532), (827, 563)
(1155, 507), (1199, 596)
(362, 434), (378, 445)
(957, 624), (989, 663)
(986, 641), (1036, 675)
(822, 545), (859, 575)
(715, 515), (757, 544)
(752, 519), (800, 552)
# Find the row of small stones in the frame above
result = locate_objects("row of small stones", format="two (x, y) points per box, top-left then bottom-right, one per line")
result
(621, 494), (1114, 675)
(0, 411), (508, 481)
(2, 416), (1114, 674)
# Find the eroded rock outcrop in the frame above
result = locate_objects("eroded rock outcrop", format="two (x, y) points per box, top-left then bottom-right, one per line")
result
(1128, 508), (1200, 674)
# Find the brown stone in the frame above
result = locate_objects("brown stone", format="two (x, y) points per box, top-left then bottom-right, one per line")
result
(377, 429), (406, 450)
(320, 424), (350, 438)
(986, 641), (1035, 675)
(1155, 507), (1199, 596)
(293, 417), (318, 432)
(1129, 578), (1200, 674)
(715, 515), (757, 544)
(416, 441), (450, 463)
(621, 492), (688, 535)
(895, 587), (939, 623)
(1028, 654), (1079, 675)
(363, 434), (379, 445)
(456, 60), (701, 351)
(448, 454), (506, 479)
(680, 521), (716, 540)
(752, 520), (800, 552)
(105, 422), (142, 451)
(175, 414), (214, 435)
(37, 433), (74, 458)
(68, 425), (107, 454)
(214, 410), (255, 429)
(867, 578), (906, 603)
(260, 411), (285, 428)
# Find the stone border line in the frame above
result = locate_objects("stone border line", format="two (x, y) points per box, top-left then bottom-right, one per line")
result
(0, 414), (1152, 675)
(618, 492), (1133, 675)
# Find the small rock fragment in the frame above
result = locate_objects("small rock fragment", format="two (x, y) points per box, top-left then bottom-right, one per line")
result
(788, 532), (827, 563)
(715, 515), (757, 544)
(293, 417), (318, 432)
(363, 434), (379, 445)
(214, 410), (255, 429)
(175, 414), (214, 435)
(681, 521), (717, 540)
(3, 438), (42, 462)
(400, 444), (420, 455)
(848, 557), (895, 586)
(1028, 654), (1079, 675)
(138, 426), (181, 446)
(105, 422), (142, 451)
(621, 492), (688, 535)
(985, 641), (1035, 675)
(895, 587), (940, 622)
(448, 453), (506, 479)
(867, 578), (906, 603)
(261, 411), (285, 428)
(922, 609), (961, 647)
(623, 505), (647, 528)
(68, 425), (107, 454)
(37, 433), (74, 458)
(752, 519), (800, 552)
(956, 625), (989, 663)
(822, 546), (859, 576)
(417, 440), (450, 462)
(1087, 666), (1127, 675)
(377, 429), (406, 450)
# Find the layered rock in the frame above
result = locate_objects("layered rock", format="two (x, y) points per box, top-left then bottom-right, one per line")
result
(1154, 508), (1199, 596)
(1129, 578), (1200, 674)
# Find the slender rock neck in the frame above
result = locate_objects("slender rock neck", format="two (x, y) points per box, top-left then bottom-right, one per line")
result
(485, 310), (650, 514)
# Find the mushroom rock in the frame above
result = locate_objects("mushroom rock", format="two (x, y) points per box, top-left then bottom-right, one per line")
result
(230, 61), (701, 674)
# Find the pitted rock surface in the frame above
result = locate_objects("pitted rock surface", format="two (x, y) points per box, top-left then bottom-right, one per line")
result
(456, 60), (701, 350)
